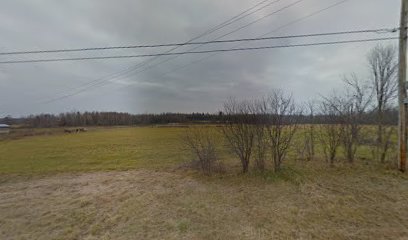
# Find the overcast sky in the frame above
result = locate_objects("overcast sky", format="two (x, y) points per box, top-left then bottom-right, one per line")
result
(0, 0), (401, 117)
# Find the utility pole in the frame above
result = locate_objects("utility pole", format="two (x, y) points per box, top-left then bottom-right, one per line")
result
(398, 0), (408, 172)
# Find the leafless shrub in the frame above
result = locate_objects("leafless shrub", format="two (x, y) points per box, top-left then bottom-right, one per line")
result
(295, 129), (316, 162)
(182, 127), (221, 175)
(339, 75), (372, 163)
(296, 101), (316, 161)
(294, 136), (307, 161)
(322, 76), (371, 163)
(369, 126), (396, 162)
(253, 100), (268, 171)
(221, 98), (256, 173)
(262, 90), (300, 171)
(318, 97), (342, 165)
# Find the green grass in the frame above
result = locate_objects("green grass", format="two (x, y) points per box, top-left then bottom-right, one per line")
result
(0, 127), (192, 174)
(0, 125), (399, 175)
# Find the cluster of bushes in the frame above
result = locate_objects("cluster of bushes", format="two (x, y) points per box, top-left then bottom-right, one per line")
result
(182, 44), (399, 175)
(182, 90), (300, 175)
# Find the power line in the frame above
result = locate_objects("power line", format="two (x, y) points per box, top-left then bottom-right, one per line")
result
(0, 29), (397, 64)
(0, 37), (398, 65)
(40, 36), (398, 104)
(1, 28), (396, 56)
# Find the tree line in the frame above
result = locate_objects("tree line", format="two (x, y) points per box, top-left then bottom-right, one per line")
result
(2, 112), (225, 127)
(1, 108), (398, 128)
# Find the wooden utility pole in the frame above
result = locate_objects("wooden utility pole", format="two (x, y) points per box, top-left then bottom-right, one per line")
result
(398, 0), (408, 172)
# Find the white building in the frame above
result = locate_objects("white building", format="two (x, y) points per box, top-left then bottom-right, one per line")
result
(0, 124), (10, 134)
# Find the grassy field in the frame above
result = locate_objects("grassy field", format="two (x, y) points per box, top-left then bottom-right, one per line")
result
(0, 127), (192, 174)
(0, 126), (408, 239)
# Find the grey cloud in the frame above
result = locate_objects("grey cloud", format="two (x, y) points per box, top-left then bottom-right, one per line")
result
(0, 0), (401, 116)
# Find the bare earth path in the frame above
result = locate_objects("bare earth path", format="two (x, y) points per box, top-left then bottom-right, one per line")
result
(1, 168), (408, 240)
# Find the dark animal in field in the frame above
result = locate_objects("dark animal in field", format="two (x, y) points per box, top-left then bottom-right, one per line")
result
(64, 128), (87, 134)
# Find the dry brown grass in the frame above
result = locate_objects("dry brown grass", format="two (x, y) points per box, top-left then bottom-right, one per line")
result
(1, 162), (408, 240)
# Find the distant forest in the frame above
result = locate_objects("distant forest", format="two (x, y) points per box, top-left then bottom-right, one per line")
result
(0, 109), (399, 128)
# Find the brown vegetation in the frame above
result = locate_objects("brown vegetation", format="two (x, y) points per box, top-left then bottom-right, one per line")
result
(1, 163), (407, 240)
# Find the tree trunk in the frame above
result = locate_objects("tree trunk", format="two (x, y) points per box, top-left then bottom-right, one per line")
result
(378, 108), (385, 162)
(242, 159), (249, 173)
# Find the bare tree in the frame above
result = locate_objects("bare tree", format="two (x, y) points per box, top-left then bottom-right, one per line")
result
(367, 44), (398, 162)
(252, 99), (268, 171)
(263, 90), (300, 171)
(327, 76), (371, 163)
(182, 126), (220, 175)
(344, 75), (371, 162)
(221, 98), (256, 173)
(318, 96), (342, 165)
(296, 101), (316, 161)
